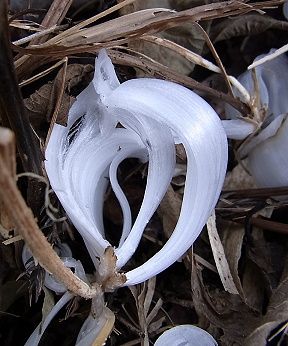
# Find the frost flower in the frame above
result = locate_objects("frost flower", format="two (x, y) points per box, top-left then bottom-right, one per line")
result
(224, 51), (288, 188)
(45, 49), (227, 286)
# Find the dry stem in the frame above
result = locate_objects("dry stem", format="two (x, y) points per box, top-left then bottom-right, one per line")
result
(0, 128), (15, 237)
(0, 0), (42, 175)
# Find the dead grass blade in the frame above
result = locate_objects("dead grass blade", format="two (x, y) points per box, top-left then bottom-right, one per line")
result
(19, 58), (67, 87)
(141, 35), (220, 73)
(128, 277), (163, 345)
(248, 43), (288, 69)
(207, 211), (239, 294)
(44, 0), (139, 46)
(30, 0), (73, 45)
(14, 0), (72, 79)
(194, 23), (234, 96)
(45, 57), (68, 148)
(14, 0), (284, 53)
(222, 222), (245, 298)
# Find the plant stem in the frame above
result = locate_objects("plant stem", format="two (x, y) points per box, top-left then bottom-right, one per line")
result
(0, 128), (15, 234)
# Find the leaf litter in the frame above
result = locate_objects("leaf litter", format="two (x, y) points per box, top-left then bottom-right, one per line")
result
(1, 0), (288, 345)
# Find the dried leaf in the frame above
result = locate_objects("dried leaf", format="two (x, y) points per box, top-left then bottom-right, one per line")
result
(245, 260), (288, 345)
(190, 227), (288, 345)
(223, 162), (257, 190)
(222, 222), (245, 298)
(144, 276), (156, 318)
(191, 261), (259, 345)
(24, 63), (93, 130)
(247, 229), (280, 289)
(213, 14), (288, 43)
(207, 211), (239, 295)
(146, 298), (163, 325)
(242, 259), (267, 313)
(128, 277), (163, 344)
(148, 316), (165, 333)
(18, 1), (277, 59)
(120, 0), (210, 75)
(157, 185), (182, 239)
(41, 286), (55, 325)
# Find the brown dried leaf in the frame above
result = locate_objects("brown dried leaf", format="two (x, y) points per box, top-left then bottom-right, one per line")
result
(191, 261), (260, 345)
(24, 63), (93, 130)
(193, 225), (288, 345)
(18, 1), (281, 58)
(222, 221), (245, 298)
(221, 221), (273, 311)
(128, 276), (162, 344)
(144, 276), (157, 317)
(120, 0), (209, 75)
(242, 259), (267, 313)
(41, 286), (55, 323)
(247, 229), (279, 289)
(157, 185), (181, 239)
(223, 162), (257, 190)
(245, 260), (288, 345)
(213, 14), (288, 43)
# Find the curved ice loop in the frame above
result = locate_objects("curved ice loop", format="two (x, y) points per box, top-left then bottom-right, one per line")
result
(23, 243), (89, 346)
(22, 242), (71, 267)
(105, 77), (227, 284)
(155, 325), (218, 346)
(109, 146), (148, 247)
(22, 243), (88, 294)
(221, 119), (256, 140)
(284, 2), (288, 20)
(24, 291), (73, 346)
(46, 122), (146, 266)
(225, 51), (288, 123)
(113, 112), (176, 268)
(247, 114), (288, 187)
(76, 305), (115, 346)
(46, 49), (227, 286)
(223, 50), (288, 188)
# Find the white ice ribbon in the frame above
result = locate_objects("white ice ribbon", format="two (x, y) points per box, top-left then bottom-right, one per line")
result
(224, 51), (288, 188)
(45, 49), (228, 286)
